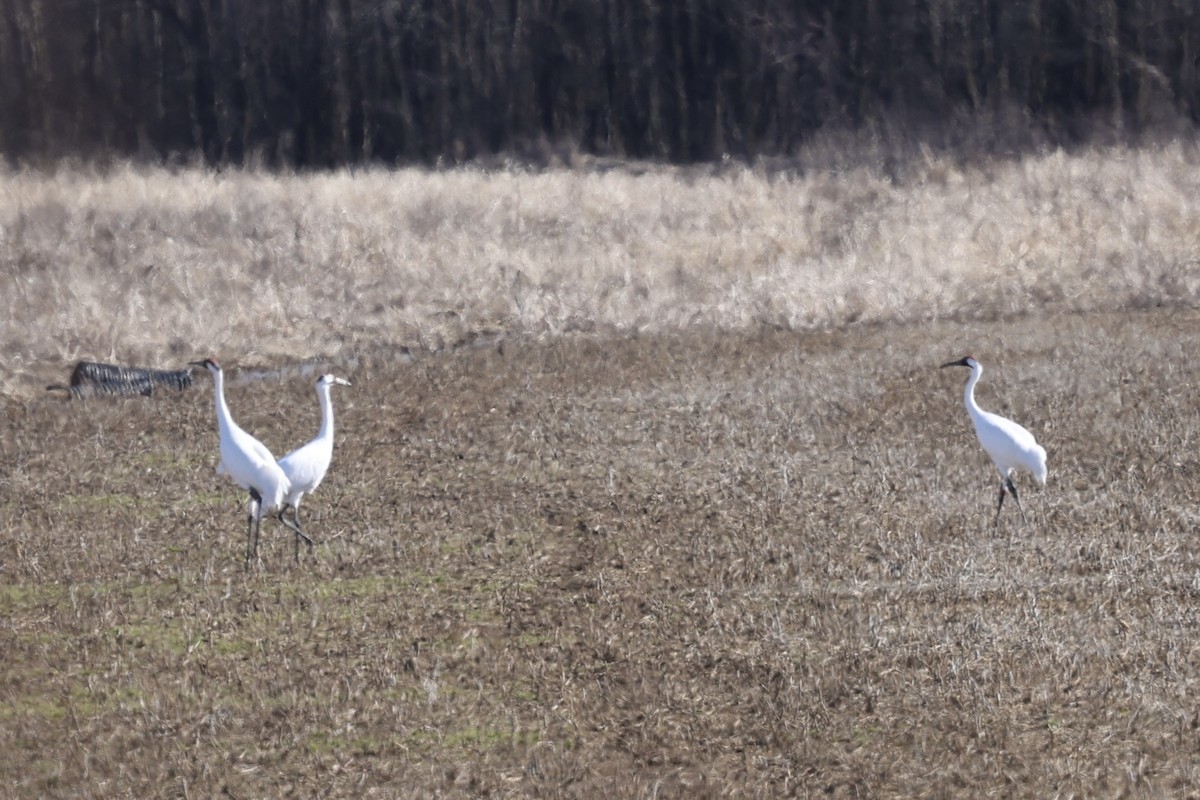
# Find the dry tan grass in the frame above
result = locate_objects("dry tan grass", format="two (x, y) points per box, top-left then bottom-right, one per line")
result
(3, 141), (1200, 397)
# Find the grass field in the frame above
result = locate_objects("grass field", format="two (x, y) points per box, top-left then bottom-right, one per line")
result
(4, 145), (1200, 796)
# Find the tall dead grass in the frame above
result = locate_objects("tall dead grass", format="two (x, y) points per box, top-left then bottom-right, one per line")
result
(3, 140), (1200, 396)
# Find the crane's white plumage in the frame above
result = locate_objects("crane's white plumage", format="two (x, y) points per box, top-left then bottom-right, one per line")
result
(942, 355), (1046, 523)
(277, 374), (350, 559)
(191, 358), (291, 564)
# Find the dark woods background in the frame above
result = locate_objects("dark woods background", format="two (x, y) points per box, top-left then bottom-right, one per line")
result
(2, 0), (1198, 168)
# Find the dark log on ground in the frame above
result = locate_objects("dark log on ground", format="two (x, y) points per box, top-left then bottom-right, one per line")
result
(47, 361), (195, 398)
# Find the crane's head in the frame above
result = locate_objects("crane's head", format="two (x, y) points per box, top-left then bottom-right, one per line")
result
(940, 355), (978, 370)
(317, 374), (351, 389)
(188, 358), (221, 373)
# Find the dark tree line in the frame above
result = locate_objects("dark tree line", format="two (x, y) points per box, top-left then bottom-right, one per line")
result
(1, 0), (1198, 168)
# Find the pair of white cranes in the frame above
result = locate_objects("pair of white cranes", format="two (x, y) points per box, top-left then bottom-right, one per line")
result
(190, 358), (349, 566)
(192, 353), (1045, 566)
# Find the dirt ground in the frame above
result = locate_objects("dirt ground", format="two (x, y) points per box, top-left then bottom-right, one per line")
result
(3, 309), (1200, 797)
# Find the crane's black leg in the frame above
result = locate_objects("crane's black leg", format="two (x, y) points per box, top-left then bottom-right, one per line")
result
(277, 506), (313, 563)
(1007, 476), (1028, 522)
(295, 506), (315, 557)
(993, 481), (1006, 527)
(246, 488), (263, 568)
(253, 514), (263, 564)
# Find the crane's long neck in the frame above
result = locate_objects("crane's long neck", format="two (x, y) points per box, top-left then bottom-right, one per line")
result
(316, 385), (335, 442)
(962, 362), (985, 421)
(211, 368), (236, 437)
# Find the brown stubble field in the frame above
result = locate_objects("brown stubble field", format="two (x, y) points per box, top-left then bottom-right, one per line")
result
(5, 145), (1200, 796)
(4, 311), (1200, 797)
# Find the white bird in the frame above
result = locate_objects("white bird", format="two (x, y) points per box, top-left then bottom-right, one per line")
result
(277, 373), (351, 560)
(941, 355), (1047, 524)
(190, 358), (294, 565)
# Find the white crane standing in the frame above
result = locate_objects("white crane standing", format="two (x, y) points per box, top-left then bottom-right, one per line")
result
(190, 358), (295, 565)
(277, 373), (351, 561)
(941, 355), (1047, 524)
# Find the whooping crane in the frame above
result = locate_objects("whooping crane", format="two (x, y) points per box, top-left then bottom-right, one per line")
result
(941, 355), (1047, 524)
(190, 358), (296, 565)
(277, 374), (351, 561)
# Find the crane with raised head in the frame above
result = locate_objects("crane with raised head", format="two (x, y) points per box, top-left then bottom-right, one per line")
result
(941, 355), (1047, 524)
(190, 358), (295, 565)
(277, 373), (351, 561)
